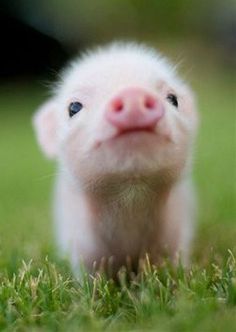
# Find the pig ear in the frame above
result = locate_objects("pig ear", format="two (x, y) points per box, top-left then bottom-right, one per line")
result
(33, 99), (59, 159)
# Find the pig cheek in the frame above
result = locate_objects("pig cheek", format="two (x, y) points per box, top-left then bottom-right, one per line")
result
(60, 113), (115, 182)
(171, 123), (194, 174)
(154, 111), (176, 144)
(60, 127), (91, 181)
(154, 114), (191, 175)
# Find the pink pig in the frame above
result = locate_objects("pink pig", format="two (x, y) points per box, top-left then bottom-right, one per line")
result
(33, 43), (198, 276)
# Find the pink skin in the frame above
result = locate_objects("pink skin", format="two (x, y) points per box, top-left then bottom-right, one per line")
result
(33, 43), (198, 277)
(105, 87), (164, 134)
(93, 87), (165, 149)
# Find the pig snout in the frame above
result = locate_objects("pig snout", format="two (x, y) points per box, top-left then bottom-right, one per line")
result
(105, 87), (164, 132)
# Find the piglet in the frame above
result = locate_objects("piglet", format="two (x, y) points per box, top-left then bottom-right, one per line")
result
(33, 42), (198, 276)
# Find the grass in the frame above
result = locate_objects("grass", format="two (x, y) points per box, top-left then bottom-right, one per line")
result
(0, 254), (236, 331)
(0, 47), (235, 330)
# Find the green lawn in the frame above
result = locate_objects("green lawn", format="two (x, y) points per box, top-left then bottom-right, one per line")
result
(0, 49), (235, 331)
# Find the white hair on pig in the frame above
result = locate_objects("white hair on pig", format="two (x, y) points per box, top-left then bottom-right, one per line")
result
(33, 42), (198, 277)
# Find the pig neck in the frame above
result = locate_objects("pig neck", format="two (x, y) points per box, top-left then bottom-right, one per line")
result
(61, 173), (176, 258)
(83, 175), (172, 229)
(78, 176), (174, 260)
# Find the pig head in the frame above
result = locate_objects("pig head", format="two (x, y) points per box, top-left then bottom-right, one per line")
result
(33, 43), (198, 276)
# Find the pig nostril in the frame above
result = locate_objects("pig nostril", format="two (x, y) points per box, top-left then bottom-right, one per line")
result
(113, 99), (124, 112)
(144, 97), (156, 110)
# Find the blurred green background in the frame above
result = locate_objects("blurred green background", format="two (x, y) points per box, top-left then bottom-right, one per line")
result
(0, 0), (235, 265)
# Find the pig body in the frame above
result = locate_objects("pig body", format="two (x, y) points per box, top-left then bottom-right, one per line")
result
(34, 43), (198, 275)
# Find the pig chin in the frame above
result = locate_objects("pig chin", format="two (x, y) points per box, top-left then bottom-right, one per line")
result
(67, 141), (184, 191)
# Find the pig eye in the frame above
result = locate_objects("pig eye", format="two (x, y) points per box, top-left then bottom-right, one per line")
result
(68, 102), (83, 117)
(167, 94), (178, 108)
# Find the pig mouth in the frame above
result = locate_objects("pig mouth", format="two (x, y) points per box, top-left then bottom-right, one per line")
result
(115, 126), (156, 138)
(108, 127), (158, 144)
(94, 127), (157, 149)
